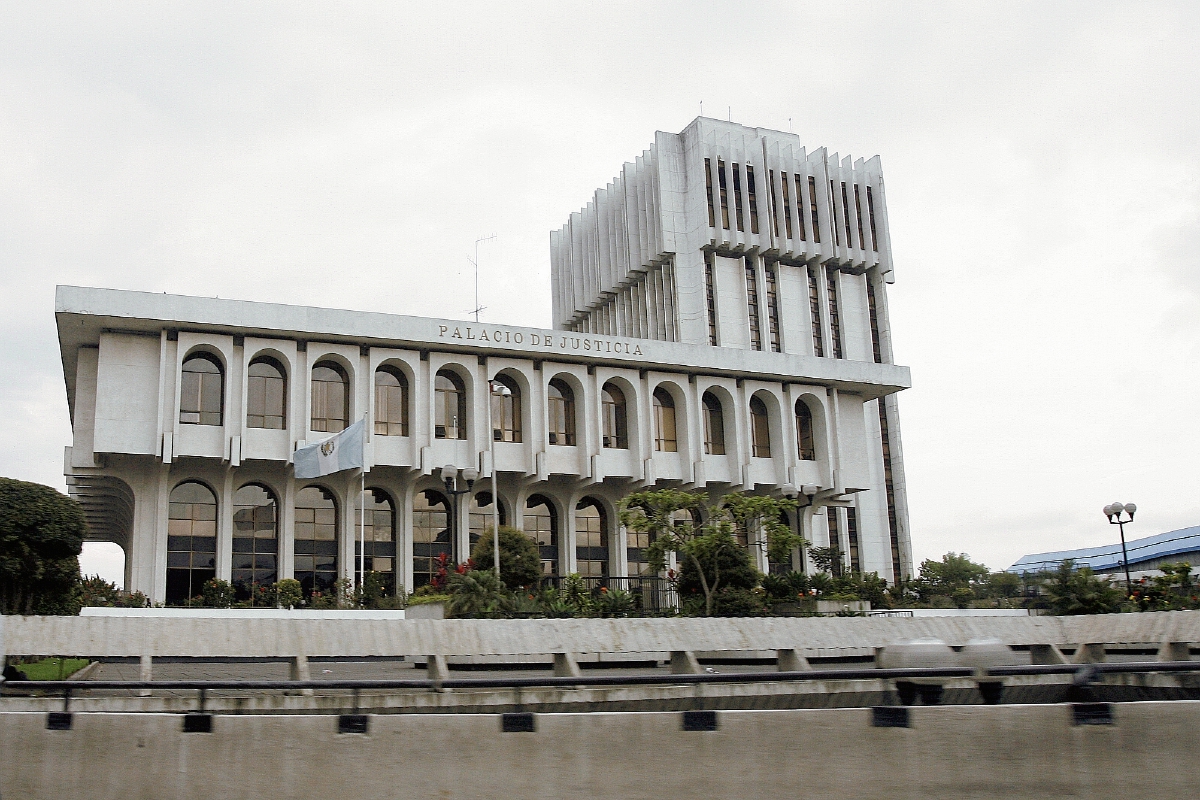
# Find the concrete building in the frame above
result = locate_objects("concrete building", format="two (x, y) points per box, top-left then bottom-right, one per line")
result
(56, 117), (913, 605)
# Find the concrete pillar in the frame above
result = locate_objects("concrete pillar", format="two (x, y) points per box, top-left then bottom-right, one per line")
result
(553, 653), (582, 678)
(670, 651), (702, 674)
(777, 649), (811, 672)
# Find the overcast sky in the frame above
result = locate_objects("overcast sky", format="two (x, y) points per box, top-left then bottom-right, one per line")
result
(2, 1), (1197, 584)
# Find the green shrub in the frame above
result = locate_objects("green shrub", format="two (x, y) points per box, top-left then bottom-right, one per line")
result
(446, 569), (513, 618)
(201, 578), (235, 608)
(593, 586), (635, 618)
(470, 526), (543, 589)
(273, 578), (303, 608)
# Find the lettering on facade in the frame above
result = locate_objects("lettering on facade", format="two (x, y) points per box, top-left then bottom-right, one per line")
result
(437, 325), (643, 357)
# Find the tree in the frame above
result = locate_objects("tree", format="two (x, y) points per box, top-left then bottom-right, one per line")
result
(0, 477), (87, 615)
(620, 488), (798, 617)
(915, 552), (990, 607)
(470, 526), (543, 589)
(1043, 560), (1123, 615)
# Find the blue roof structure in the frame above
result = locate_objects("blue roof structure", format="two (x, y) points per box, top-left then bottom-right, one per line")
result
(1009, 525), (1200, 574)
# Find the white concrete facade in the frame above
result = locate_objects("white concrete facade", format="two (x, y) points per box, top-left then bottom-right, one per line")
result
(55, 119), (914, 604)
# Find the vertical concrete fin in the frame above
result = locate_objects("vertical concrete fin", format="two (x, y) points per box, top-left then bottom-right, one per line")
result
(1029, 644), (1068, 665)
(777, 649), (811, 672)
(553, 652), (583, 678)
(670, 651), (702, 674)
(1158, 641), (1191, 662)
(1072, 643), (1106, 664)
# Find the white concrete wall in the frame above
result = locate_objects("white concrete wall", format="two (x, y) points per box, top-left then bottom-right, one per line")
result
(2, 704), (1197, 799)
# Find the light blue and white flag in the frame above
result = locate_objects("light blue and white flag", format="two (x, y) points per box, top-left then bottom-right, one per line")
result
(294, 419), (365, 479)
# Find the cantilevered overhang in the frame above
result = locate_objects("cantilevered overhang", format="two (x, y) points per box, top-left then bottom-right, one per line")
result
(56, 285), (911, 419)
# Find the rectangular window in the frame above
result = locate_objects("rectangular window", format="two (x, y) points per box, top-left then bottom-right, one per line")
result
(866, 186), (878, 251)
(717, 159), (730, 230)
(781, 172), (793, 239)
(808, 176), (821, 244)
(841, 182), (853, 247)
(703, 400), (725, 456)
(867, 279), (883, 364)
(827, 508), (842, 576)
(769, 170), (780, 237)
(746, 166), (759, 234)
(705, 255), (718, 346)
(827, 270), (843, 359)
(745, 259), (762, 351)
(854, 185), (865, 250)
(732, 163), (744, 232)
(808, 268), (824, 357)
(879, 400), (902, 585)
(794, 174), (807, 241)
(704, 158), (716, 229)
(847, 506), (860, 573)
(829, 180), (840, 246)
(764, 263), (781, 353)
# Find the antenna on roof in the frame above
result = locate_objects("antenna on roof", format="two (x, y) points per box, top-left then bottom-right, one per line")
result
(728, 106), (731, 121)
(789, 117), (793, 133)
(467, 235), (497, 322)
(699, 100), (703, 117)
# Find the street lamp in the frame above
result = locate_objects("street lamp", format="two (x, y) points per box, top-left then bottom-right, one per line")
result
(442, 465), (478, 565)
(1103, 501), (1137, 596)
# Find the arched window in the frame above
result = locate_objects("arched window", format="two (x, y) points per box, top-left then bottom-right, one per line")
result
(232, 484), (278, 599)
(294, 486), (338, 598)
(750, 395), (772, 458)
(311, 361), (349, 433)
(626, 525), (654, 576)
(166, 481), (217, 605)
(547, 379), (576, 446)
(702, 392), (725, 455)
(246, 357), (286, 429)
(435, 370), (467, 440)
(413, 490), (451, 588)
(524, 495), (559, 576)
(469, 491), (507, 548)
(374, 367), (409, 437)
(179, 353), (223, 426)
(355, 489), (396, 596)
(652, 387), (678, 452)
(491, 375), (521, 443)
(575, 499), (608, 578)
(601, 383), (628, 449)
(796, 399), (817, 461)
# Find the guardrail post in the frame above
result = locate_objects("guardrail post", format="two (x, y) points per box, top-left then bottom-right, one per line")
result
(289, 655), (313, 696)
(138, 655), (153, 697)
(1029, 644), (1068, 665)
(553, 653), (582, 678)
(669, 651), (702, 675)
(1072, 643), (1106, 664)
(777, 649), (811, 672)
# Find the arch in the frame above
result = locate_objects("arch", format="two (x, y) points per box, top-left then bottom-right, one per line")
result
(231, 482), (279, 600)
(247, 355), (287, 430)
(294, 485), (339, 598)
(524, 494), (559, 576)
(601, 381), (629, 449)
(469, 490), (508, 548)
(412, 489), (451, 588)
(434, 368), (467, 440)
(574, 497), (609, 578)
(652, 385), (679, 453)
(547, 376), (577, 446)
(374, 365), (410, 437)
(355, 487), (397, 595)
(701, 390), (726, 455)
(179, 351), (224, 426)
(795, 397), (817, 461)
(749, 393), (772, 458)
(490, 371), (522, 443)
(311, 360), (349, 433)
(165, 480), (218, 605)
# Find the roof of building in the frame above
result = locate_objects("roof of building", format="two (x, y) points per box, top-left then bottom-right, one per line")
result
(1008, 525), (1200, 574)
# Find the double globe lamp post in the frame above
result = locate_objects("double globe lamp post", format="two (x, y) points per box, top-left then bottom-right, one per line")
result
(1103, 501), (1137, 596)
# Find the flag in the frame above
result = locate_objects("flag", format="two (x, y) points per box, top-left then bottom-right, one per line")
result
(293, 419), (365, 479)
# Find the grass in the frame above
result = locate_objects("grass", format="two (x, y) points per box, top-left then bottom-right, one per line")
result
(11, 657), (91, 680)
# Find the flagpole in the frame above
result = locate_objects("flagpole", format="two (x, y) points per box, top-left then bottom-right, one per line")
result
(488, 380), (500, 579)
(359, 414), (367, 597)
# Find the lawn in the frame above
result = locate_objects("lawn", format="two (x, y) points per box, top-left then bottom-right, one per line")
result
(10, 657), (91, 680)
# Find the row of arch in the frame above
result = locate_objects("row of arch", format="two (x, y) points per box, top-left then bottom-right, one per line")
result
(181, 350), (821, 461)
(164, 480), (625, 606)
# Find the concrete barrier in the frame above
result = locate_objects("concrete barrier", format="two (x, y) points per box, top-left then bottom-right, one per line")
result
(1, 702), (1196, 798)
(4, 610), (1198, 660)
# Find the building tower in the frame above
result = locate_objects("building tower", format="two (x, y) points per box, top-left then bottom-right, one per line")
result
(551, 117), (912, 583)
